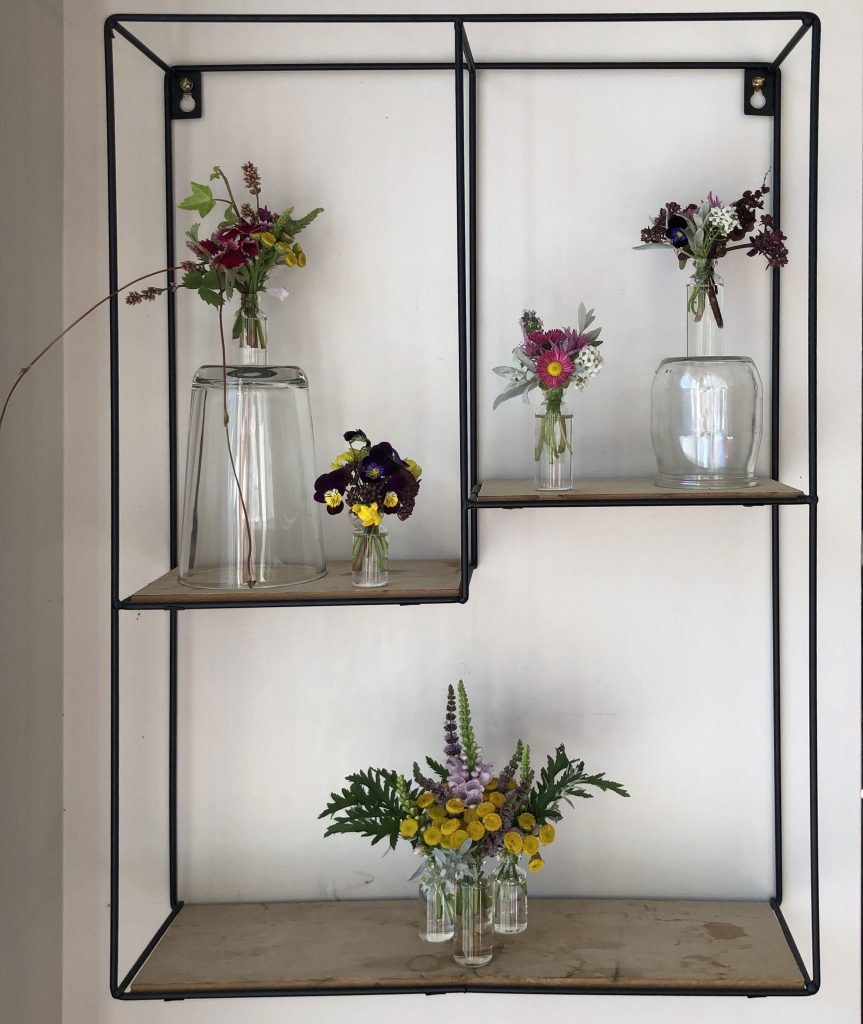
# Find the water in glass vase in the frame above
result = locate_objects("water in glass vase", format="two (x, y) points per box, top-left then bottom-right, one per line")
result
(493, 854), (528, 934)
(351, 525), (388, 588)
(418, 866), (455, 942)
(534, 393), (573, 491)
(453, 877), (494, 967)
(178, 308), (326, 589)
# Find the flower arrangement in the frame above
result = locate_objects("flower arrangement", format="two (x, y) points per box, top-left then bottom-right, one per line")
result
(313, 429), (422, 586)
(493, 306), (606, 485)
(320, 680), (628, 942)
(635, 179), (789, 328)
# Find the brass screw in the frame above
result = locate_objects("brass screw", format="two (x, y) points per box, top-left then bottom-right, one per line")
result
(179, 77), (193, 93)
(752, 75), (766, 89)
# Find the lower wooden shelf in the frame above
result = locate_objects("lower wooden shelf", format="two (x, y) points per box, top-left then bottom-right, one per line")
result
(130, 897), (807, 996)
(123, 560), (462, 609)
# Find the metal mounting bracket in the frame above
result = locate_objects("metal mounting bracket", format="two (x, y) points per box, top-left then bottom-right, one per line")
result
(168, 70), (202, 120)
(744, 66), (775, 116)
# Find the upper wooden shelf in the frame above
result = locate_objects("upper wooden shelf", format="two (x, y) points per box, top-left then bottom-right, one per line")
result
(129, 897), (807, 996)
(123, 560), (462, 609)
(473, 477), (807, 507)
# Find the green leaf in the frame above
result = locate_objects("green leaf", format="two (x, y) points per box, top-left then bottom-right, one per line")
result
(178, 182), (215, 218)
(526, 745), (629, 825)
(220, 205), (238, 227)
(197, 287), (222, 308)
(319, 767), (412, 851)
(186, 223), (200, 243)
(425, 756), (448, 780)
(493, 378), (532, 410)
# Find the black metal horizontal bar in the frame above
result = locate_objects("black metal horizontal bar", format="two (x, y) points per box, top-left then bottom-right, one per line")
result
(467, 496), (814, 510)
(176, 61), (767, 73)
(178, 63), (458, 72)
(113, 903), (185, 997)
(118, 595), (464, 612)
(108, 13), (815, 26)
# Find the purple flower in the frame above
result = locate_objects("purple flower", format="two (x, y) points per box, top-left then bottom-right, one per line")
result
(707, 191), (723, 208)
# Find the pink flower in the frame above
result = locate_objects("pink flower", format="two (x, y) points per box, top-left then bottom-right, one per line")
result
(536, 347), (574, 388)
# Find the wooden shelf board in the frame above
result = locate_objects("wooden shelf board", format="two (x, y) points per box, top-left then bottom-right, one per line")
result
(125, 560), (461, 607)
(130, 898), (806, 995)
(475, 477), (805, 504)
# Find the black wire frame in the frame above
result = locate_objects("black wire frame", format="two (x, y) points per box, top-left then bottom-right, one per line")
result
(104, 11), (821, 1001)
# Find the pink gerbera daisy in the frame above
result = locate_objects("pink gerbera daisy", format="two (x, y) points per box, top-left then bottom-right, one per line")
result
(536, 347), (574, 389)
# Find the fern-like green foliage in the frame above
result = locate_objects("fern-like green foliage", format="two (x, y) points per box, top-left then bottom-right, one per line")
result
(319, 768), (416, 850)
(457, 680), (479, 771)
(271, 205), (324, 240)
(526, 745), (629, 824)
(425, 756), (448, 779)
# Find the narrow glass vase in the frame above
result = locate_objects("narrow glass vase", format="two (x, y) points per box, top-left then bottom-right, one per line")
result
(351, 525), (388, 588)
(534, 392), (572, 491)
(453, 876), (494, 967)
(418, 866), (455, 943)
(493, 854), (528, 934)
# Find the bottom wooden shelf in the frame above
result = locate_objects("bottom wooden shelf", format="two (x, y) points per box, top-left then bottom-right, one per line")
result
(130, 897), (807, 996)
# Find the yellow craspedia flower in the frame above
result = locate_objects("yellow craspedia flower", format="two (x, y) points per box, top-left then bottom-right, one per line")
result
(383, 491), (399, 509)
(440, 817), (460, 836)
(260, 231), (277, 247)
(428, 804), (446, 820)
(462, 808), (478, 824)
(439, 833), (454, 850)
(517, 812), (536, 831)
(467, 820), (485, 841)
(423, 826), (442, 846)
(506, 780), (518, 790)
(503, 830), (524, 855)
(522, 834), (540, 856)
(528, 856), (545, 873)
(476, 801), (495, 818)
(330, 449), (354, 469)
(404, 458), (422, 480)
(450, 829), (468, 848)
(399, 819), (418, 838)
(483, 812), (502, 832)
(484, 777), (499, 791)
(351, 503), (382, 528)
(539, 824), (556, 845)
(416, 792), (435, 809)
(445, 798), (465, 815)
(489, 791), (506, 809)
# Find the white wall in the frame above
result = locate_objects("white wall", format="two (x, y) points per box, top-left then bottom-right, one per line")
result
(0, 2), (64, 1023)
(62, 2), (860, 1023)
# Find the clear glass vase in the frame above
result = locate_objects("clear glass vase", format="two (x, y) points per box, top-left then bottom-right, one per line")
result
(178, 306), (327, 589)
(453, 875), (493, 967)
(534, 392), (573, 491)
(493, 854), (528, 934)
(351, 525), (388, 588)
(650, 268), (763, 489)
(418, 864), (455, 943)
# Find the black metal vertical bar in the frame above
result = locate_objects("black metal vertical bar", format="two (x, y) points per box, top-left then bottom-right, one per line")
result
(454, 22), (469, 599)
(770, 67), (783, 905)
(104, 18), (122, 996)
(168, 612), (179, 907)
(468, 47), (478, 570)
(806, 15), (821, 990)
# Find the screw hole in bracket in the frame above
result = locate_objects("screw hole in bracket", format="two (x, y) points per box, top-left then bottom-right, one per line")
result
(743, 66), (774, 116)
(168, 70), (202, 120)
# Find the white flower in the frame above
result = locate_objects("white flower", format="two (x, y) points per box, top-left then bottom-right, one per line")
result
(707, 205), (741, 235)
(266, 286), (290, 302)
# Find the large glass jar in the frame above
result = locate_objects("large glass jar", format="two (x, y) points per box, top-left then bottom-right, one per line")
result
(651, 269), (763, 488)
(178, 307), (326, 589)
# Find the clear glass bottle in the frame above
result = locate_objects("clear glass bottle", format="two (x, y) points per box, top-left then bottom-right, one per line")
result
(651, 268), (763, 489)
(351, 525), (388, 588)
(418, 863), (455, 943)
(493, 854), (528, 934)
(534, 392), (573, 491)
(178, 305), (327, 589)
(453, 875), (493, 967)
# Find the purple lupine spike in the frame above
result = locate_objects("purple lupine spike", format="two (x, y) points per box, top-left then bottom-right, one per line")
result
(443, 684), (462, 761)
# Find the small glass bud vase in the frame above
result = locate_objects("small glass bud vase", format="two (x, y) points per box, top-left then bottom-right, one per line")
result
(418, 865), (455, 943)
(351, 525), (388, 588)
(493, 854), (528, 934)
(535, 392), (572, 491)
(453, 876), (494, 967)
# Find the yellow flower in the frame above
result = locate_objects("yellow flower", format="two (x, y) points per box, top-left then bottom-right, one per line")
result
(351, 503), (382, 528)
(506, 780), (518, 790)
(503, 830), (524, 855)
(423, 826), (442, 846)
(484, 777), (499, 791)
(260, 231), (276, 247)
(404, 458), (422, 480)
(476, 801), (495, 818)
(450, 829), (469, 848)
(539, 824), (556, 845)
(284, 250), (298, 267)
(440, 817), (460, 836)
(445, 798), (465, 815)
(383, 491), (399, 509)
(416, 792), (435, 809)
(483, 813), (502, 832)
(517, 813), (536, 831)
(528, 856), (545, 872)
(428, 804), (446, 820)
(399, 819), (418, 838)
(330, 449), (354, 469)
(522, 834), (540, 856)
(323, 489), (342, 510)
(467, 820), (485, 841)
(462, 808), (478, 824)
(489, 791), (506, 809)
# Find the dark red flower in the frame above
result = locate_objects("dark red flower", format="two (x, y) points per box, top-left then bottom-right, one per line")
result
(188, 223), (260, 270)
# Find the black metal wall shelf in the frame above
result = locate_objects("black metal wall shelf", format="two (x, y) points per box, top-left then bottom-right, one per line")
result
(105, 10), (820, 1002)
